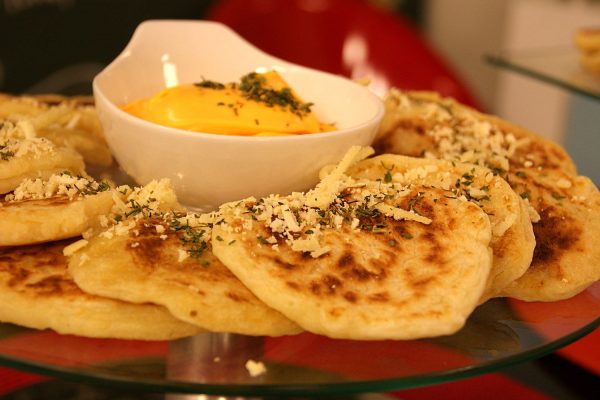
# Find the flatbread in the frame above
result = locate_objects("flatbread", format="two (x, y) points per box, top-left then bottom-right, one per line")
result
(500, 169), (600, 300)
(0, 240), (202, 340)
(0, 93), (112, 166)
(68, 214), (302, 337)
(346, 154), (535, 301)
(374, 89), (600, 301)
(0, 190), (114, 246)
(212, 181), (493, 340)
(0, 175), (184, 247)
(374, 90), (577, 175)
(0, 141), (84, 194)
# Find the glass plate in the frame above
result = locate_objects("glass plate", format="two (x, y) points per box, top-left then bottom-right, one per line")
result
(486, 47), (600, 101)
(0, 281), (598, 397)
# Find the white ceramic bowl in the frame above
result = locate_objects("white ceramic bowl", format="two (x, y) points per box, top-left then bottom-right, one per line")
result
(93, 20), (384, 210)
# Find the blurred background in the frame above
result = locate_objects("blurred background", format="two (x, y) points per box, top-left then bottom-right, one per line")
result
(0, 0), (598, 398)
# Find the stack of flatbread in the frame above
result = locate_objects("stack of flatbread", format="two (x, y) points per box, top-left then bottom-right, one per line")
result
(0, 95), (205, 339)
(1, 91), (598, 342)
(374, 89), (600, 303)
(0, 94), (301, 339)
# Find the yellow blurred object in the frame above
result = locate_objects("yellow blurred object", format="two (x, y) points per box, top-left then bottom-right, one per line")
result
(122, 71), (335, 136)
(574, 28), (600, 75)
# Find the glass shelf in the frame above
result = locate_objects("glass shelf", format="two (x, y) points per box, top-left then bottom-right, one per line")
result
(0, 283), (598, 397)
(486, 47), (600, 101)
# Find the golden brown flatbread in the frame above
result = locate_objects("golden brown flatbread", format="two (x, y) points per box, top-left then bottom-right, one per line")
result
(374, 89), (600, 301)
(0, 172), (115, 246)
(500, 169), (600, 300)
(68, 213), (302, 337)
(0, 133), (85, 195)
(0, 240), (202, 340)
(375, 90), (577, 175)
(346, 154), (535, 301)
(0, 93), (112, 166)
(212, 177), (493, 340)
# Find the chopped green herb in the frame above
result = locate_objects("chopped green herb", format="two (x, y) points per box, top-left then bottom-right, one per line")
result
(401, 232), (413, 240)
(490, 167), (506, 176)
(551, 192), (565, 200)
(515, 171), (527, 178)
(408, 195), (421, 211)
(194, 79), (225, 90)
(372, 223), (387, 233)
(384, 170), (393, 183)
(388, 239), (397, 247)
(239, 72), (313, 117)
(169, 217), (210, 259)
(257, 235), (268, 244)
(0, 145), (14, 161)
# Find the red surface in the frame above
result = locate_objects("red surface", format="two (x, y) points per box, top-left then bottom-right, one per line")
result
(0, 330), (592, 397)
(0, 368), (48, 395)
(264, 332), (475, 379)
(206, 0), (481, 109)
(558, 328), (600, 375)
(0, 367), (552, 399)
(388, 373), (553, 400)
(509, 281), (600, 375)
(0, 330), (168, 368)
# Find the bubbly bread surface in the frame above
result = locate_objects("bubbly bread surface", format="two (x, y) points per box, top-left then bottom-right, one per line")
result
(346, 154), (535, 301)
(68, 216), (302, 336)
(0, 240), (202, 340)
(213, 185), (492, 340)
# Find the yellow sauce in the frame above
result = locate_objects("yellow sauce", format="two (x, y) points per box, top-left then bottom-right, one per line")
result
(121, 71), (334, 136)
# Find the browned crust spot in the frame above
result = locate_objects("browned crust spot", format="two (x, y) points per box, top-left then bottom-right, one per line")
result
(531, 206), (582, 274)
(343, 291), (358, 303)
(226, 291), (248, 303)
(367, 292), (390, 302)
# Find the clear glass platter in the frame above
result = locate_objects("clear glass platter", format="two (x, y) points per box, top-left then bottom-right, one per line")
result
(0, 281), (598, 397)
(486, 47), (600, 101)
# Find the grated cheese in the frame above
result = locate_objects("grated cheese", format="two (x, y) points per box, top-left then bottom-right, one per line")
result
(220, 147), (433, 259)
(374, 203), (432, 224)
(177, 248), (189, 262)
(245, 360), (267, 377)
(305, 145), (374, 209)
(556, 178), (572, 189)
(63, 239), (89, 257)
(5, 171), (109, 202)
(0, 121), (55, 161)
(388, 90), (531, 173)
